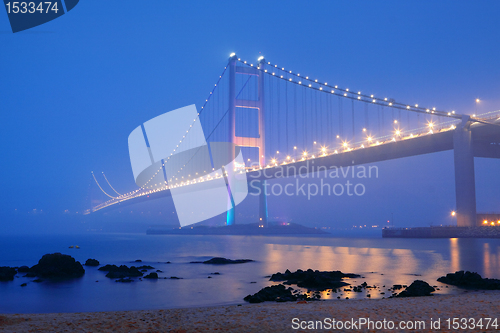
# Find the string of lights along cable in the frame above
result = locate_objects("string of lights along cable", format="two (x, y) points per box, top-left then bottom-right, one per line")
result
(88, 53), (499, 213)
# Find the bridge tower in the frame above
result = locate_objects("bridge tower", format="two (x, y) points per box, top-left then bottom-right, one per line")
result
(227, 54), (268, 226)
(453, 115), (477, 227)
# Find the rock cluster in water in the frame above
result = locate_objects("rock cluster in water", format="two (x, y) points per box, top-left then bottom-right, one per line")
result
(190, 257), (254, 265)
(0, 267), (17, 281)
(30, 253), (85, 278)
(98, 265), (143, 279)
(270, 269), (360, 291)
(437, 271), (500, 290)
(244, 284), (315, 303)
(84, 259), (100, 266)
(394, 280), (435, 297)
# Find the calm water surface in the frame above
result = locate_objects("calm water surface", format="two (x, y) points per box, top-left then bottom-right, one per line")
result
(1, 233), (500, 313)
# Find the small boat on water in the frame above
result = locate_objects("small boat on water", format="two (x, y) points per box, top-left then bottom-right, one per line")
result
(68, 245), (74, 248)
(75, 245), (80, 249)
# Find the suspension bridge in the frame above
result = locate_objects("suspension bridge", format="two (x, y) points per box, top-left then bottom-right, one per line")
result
(86, 54), (500, 228)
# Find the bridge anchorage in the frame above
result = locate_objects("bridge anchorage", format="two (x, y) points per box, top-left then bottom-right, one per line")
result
(87, 53), (500, 228)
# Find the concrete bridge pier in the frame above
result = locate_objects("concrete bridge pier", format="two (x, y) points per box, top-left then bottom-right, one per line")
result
(453, 115), (477, 227)
(258, 179), (268, 226)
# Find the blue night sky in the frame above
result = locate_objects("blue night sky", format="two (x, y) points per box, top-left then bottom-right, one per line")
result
(1, 1), (499, 233)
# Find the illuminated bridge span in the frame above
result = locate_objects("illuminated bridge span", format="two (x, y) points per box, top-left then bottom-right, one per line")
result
(87, 54), (500, 227)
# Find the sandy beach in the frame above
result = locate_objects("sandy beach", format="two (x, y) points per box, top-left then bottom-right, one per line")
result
(1, 290), (500, 332)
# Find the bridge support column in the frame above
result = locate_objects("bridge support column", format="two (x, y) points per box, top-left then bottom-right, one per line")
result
(258, 180), (268, 226)
(226, 54), (266, 226)
(453, 115), (477, 227)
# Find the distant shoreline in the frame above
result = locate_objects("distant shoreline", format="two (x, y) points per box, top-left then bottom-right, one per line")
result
(146, 222), (332, 236)
(2, 291), (500, 332)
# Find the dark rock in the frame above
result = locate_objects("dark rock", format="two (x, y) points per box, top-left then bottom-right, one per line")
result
(20, 283), (27, 287)
(156, 270), (163, 273)
(0, 267), (17, 281)
(392, 284), (403, 290)
(98, 265), (143, 279)
(190, 257), (254, 265)
(169, 276), (182, 279)
(395, 280), (435, 297)
(17, 266), (30, 273)
(144, 272), (158, 279)
(437, 271), (500, 290)
(84, 259), (100, 266)
(269, 269), (360, 291)
(250, 281), (257, 284)
(166, 261), (171, 264)
(30, 253), (85, 278)
(207, 276), (212, 278)
(32, 279), (44, 283)
(134, 260), (142, 263)
(211, 272), (220, 275)
(137, 265), (154, 270)
(140, 269), (148, 272)
(23, 273), (36, 278)
(115, 278), (134, 283)
(244, 284), (296, 303)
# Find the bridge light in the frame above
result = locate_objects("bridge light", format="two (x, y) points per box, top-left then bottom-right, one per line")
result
(452, 111), (455, 114)
(451, 211), (456, 216)
(367, 136), (372, 142)
(448, 112), (451, 115)
(294, 146), (297, 149)
(476, 99), (480, 103)
(344, 93), (347, 96)
(257, 56), (264, 61)
(342, 141), (348, 147)
(389, 102), (393, 106)
(315, 79), (318, 82)
(433, 107), (436, 111)
(427, 122), (434, 128)
(406, 105), (410, 109)
(362, 128), (366, 132)
(321, 147), (326, 152)
(394, 120), (398, 124)
(299, 81), (302, 84)
(346, 88), (349, 91)
(314, 141), (317, 144)
(426, 109), (430, 112)
(303, 151), (308, 156)
(331, 90), (335, 93)
(271, 159), (276, 164)
(384, 98), (388, 101)
(395, 130), (401, 136)
(325, 82), (328, 85)
(358, 96), (361, 100)
(336, 135), (340, 138)
(287, 156), (291, 160)
(358, 91), (361, 94)
(370, 95), (374, 98)
(229, 52), (236, 58)
(373, 99), (376, 103)
(415, 104), (418, 107)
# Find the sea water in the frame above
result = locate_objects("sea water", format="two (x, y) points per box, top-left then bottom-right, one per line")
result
(1, 233), (499, 313)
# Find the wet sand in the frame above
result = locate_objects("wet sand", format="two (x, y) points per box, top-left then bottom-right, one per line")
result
(1, 290), (500, 332)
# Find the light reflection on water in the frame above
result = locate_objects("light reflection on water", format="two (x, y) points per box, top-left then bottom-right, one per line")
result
(0, 234), (499, 313)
